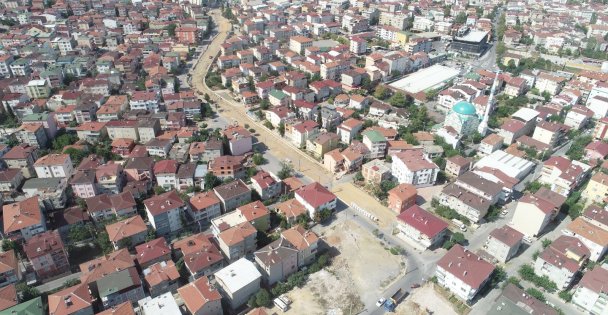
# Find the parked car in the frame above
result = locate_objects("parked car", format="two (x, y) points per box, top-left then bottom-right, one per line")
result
(375, 297), (386, 307)
(410, 283), (420, 289)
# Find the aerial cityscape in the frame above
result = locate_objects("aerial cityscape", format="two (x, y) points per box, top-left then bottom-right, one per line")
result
(0, 0), (608, 314)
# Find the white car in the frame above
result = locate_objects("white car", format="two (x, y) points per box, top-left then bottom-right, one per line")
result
(459, 225), (467, 232)
(376, 297), (386, 307)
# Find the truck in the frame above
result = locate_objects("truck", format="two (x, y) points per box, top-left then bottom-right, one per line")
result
(383, 289), (403, 312)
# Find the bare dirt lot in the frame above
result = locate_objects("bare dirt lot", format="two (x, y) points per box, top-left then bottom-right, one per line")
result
(333, 182), (395, 229)
(266, 220), (406, 314)
(395, 284), (458, 315)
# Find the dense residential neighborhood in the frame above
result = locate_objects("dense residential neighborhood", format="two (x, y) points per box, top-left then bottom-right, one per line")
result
(1, 0), (608, 314)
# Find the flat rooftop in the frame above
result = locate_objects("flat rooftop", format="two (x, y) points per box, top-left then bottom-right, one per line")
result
(211, 210), (247, 231)
(215, 258), (261, 293)
(474, 150), (535, 180)
(455, 30), (489, 43)
(389, 64), (460, 94)
(139, 293), (181, 315)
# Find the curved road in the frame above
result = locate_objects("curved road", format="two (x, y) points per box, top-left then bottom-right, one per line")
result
(191, 10), (334, 187)
(190, 10), (429, 314)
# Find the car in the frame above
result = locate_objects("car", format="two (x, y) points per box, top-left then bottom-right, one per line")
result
(209, 56), (213, 59)
(410, 283), (420, 289)
(459, 225), (467, 232)
(501, 209), (508, 216)
(375, 298), (386, 307)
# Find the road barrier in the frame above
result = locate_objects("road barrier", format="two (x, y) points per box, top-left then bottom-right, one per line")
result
(351, 202), (379, 222)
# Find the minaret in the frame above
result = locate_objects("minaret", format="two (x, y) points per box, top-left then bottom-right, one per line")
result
(478, 70), (500, 136)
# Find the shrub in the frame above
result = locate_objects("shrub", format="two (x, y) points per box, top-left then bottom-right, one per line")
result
(525, 287), (546, 302)
(558, 290), (573, 302)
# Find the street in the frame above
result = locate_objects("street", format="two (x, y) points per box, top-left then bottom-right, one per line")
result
(189, 10), (439, 314)
(188, 9), (582, 315)
(35, 272), (82, 293)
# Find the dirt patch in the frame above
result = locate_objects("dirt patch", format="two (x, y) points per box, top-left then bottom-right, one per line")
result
(266, 220), (405, 314)
(395, 284), (458, 315)
(417, 185), (445, 209)
(332, 182), (395, 228)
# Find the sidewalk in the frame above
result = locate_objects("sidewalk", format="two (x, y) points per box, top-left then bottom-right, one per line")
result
(35, 271), (82, 293)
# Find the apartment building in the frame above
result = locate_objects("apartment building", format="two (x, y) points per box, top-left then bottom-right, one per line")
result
(436, 245), (495, 302)
(396, 205), (448, 249)
(483, 225), (523, 263)
(144, 191), (186, 236)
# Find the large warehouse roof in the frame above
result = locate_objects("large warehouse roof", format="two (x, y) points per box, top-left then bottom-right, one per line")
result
(389, 64), (460, 94)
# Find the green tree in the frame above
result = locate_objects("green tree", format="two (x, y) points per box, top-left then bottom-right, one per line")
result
(64, 148), (88, 166)
(496, 41), (507, 56)
(167, 23), (177, 37)
(52, 133), (78, 150)
(143, 228), (156, 242)
(454, 12), (467, 23)
(1, 239), (20, 252)
(389, 92), (407, 108)
(16, 283), (39, 302)
(252, 153), (266, 165)
(154, 186), (167, 195)
(278, 161), (294, 179)
(559, 290), (573, 302)
(373, 85), (389, 100)
(117, 238), (132, 249)
(505, 276), (522, 289)
(566, 135), (593, 160)
(526, 288), (546, 302)
(63, 278), (81, 288)
(255, 289), (272, 307)
(278, 121), (285, 137)
(425, 89), (438, 101)
(96, 232), (114, 255)
(176, 257), (190, 279)
(68, 223), (93, 242)
(204, 172), (222, 190)
(259, 98), (270, 110)
(497, 13), (506, 40)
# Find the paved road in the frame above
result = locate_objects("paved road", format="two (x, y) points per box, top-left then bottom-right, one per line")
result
(35, 272), (82, 293)
(470, 213), (578, 315)
(190, 9), (584, 315)
(189, 11), (435, 314)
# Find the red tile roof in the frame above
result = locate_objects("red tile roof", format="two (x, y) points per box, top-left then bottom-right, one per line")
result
(396, 205), (447, 238)
(489, 225), (523, 247)
(2, 196), (42, 234)
(144, 260), (180, 288)
(251, 171), (277, 189)
(437, 245), (495, 289)
(95, 302), (135, 315)
(0, 284), (16, 312)
(178, 276), (222, 314)
(48, 284), (93, 315)
(153, 159), (178, 174)
(238, 201), (269, 222)
(135, 237), (171, 267)
(579, 266), (608, 294)
(295, 182), (337, 209)
(144, 190), (185, 216)
(105, 215), (147, 243)
(23, 230), (65, 260)
(189, 191), (221, 212)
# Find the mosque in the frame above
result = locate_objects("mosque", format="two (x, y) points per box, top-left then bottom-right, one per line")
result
(435, 100), (481, 148)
